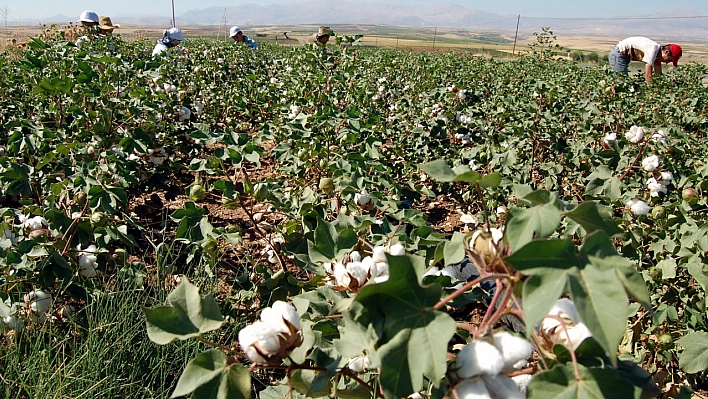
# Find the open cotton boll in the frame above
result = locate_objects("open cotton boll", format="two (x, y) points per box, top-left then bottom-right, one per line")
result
(627, 198), (652, 216)
(334, 261), (352, 287)
(259, 300), (301, 332)
(492, 331), (533, 373)
(372, 246), (387, 264)
(346, 261), (368, 286)
(454, 378), (491, 399)
(641, 155), (660, 172)
(347, 354), (371, 373)
(562, 322), (593, 349)
(349, 250), (362, 263)
(511, 374), (532, 394)
(455, 340), (504, 379)
(389, 243), (405, 256)
(541, 298), (580, 332)
(25, 289), (52, 315)
(625, 125), (645, 143)
(603, 132), (617, 143)
(238, 321), (283, 364)
(481, 374), (525, 399)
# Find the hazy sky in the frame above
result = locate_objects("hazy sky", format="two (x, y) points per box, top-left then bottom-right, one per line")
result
(4, 0), (708, 21)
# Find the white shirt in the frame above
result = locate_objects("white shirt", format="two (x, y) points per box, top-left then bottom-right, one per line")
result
(616, 37), (660, 65)
(152, 42), (169, 56)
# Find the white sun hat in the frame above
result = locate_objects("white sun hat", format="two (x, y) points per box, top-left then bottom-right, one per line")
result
(165, 27), (187, 42)
(229, 26), (242, 37)
(79, 10), (99, 23)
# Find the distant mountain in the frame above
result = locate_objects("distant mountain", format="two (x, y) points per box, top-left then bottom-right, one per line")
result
(12, 2), (708, 41)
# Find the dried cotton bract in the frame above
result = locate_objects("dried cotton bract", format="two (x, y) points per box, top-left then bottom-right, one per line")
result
(238, 301), (302, 364)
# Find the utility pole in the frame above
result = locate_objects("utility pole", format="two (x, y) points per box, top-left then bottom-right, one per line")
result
(432, 27), (437, 51)
(0, 7), (8, 33)
(171, 0), (176, 27)
(218, 8), (227, 40)
(512, 14), (520, 55)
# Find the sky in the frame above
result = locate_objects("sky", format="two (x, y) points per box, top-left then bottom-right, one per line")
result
(4, 0), (708, 22)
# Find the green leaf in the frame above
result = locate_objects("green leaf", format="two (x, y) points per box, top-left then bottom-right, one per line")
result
(307, 219), (338, 264)
(443, 232), (467, 266)
(656, 258), (677, 280)
(143, 278), (224, 345)
(505, 203), (561, 252)
(528, 364), (641, 399)
(522, 272), (568, 337)
(677, 331), (708, 373)
(569, 265), (627, 366)
(505, 238), (578, 273)
(354, 255), (455, 399)
(687, 262), (708, 292)
(171, 349), (251, 399)
(564, 202), (621, 237)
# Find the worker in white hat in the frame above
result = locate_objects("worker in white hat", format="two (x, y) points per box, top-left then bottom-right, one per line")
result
(78, 10), (99, 27)
(76, 10), (100, 45)
(229, 26), (258, 50)
(152, 27), (188, 56)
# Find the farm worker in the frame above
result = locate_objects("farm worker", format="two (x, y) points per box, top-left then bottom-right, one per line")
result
(608, 37), (679, 84)
(152, 27), (188, 57)
(229, 26), (259, 49)
(98, 16), (120, 35)
(78, 10), (99, 27)
(76, 10), (100, 45)
(313, 26), (333, 45)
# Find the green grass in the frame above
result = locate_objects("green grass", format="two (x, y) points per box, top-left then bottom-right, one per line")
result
(0, 282), (204, 398)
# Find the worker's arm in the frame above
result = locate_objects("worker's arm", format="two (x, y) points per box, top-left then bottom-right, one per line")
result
(645, 63), (653, 84)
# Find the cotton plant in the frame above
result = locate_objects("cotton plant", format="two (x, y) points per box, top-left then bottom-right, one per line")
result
(323, 244), (405, 292)
(540, 298), (593, 351)
(287, 104), (300, 119)
(238, 301), (302, 364)
(451, 331), (533, 399)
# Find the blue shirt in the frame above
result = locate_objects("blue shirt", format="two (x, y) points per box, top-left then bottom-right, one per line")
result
(233, 35), (259, 50)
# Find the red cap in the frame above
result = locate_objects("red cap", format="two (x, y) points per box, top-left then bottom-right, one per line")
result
(668, 44), (682, 66)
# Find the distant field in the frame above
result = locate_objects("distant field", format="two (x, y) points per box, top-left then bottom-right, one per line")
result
(3, 23), (708, 64)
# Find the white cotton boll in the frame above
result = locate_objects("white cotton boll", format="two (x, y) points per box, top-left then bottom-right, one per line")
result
(349, 251), (362, 263)
(347, 261), (368, 285)
(603, 132), (617, 143)
(455, 379), (491, 399)
(362, 256), (377, 278)
(492, 331), (534, 373)
(496, 206), (506, 215)
(455, 340), (504, 379)
(193, 101), (204, 114)
(641, 155), (660, 172)
(389, 243), (405, 256)
(660, 171), (674, 183)
(238, 321), (282, 364)
(77, 244), (99, 278)
(372, 246), (387, 264)
(511, 374), (532, 394)
(260, 300), (301, 332)
(469, 160), (479, 171)
(458, 90), (467, 100)
(372, 94), (380, 101)
(334, 262), (352, 287)
(564, 322), (593, 349)
(324, 261), (335, 274)
(647, 178), (668, 196)
(373, 264), (389, 283)
(25, 289), (52, 315)
(541, 298), (580, 333)
(652, 129), (667, 144)
(348, 354), (371, 372)
(627, 198), (652, 216)
(455, 133), (465, 139)
(481, 374), (525, 399)
(270, 77), (278, 84)
(625, 125), (645, 143)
